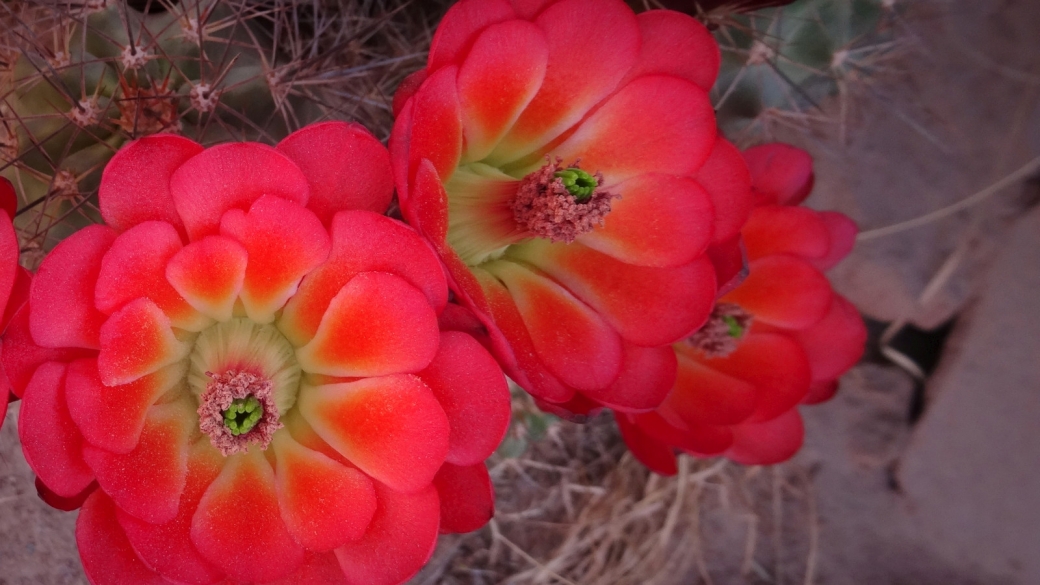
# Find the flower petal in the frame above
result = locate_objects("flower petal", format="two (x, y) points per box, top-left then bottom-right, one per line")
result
(95, 220), (210, 331)
(416, 331), (510, 466)
(82, 399), (195, 525)
(812, 211), (858, 271)
(633, 410), (733, 456)
(743, 143), (814, 206)
(0, 213), (19, 318)
(280, 211), (448, 348)
(433, 462), (493, 534)
(616, 413), (677, 476)
(334, 483), (440, 585)
(427, 0), (518, 71)
(0, 176), (16, 219)
(578, 173), (714, 268)
(298, 375), (450, 493)
(273, 433), (378, 552)
(1, 304), (93, 398)
(219, 195), (331, 324)
(706, 332), (811, 423)
(484, 260), (623, 390)
(623, 10), (719, 91)
(296, 272), (440, 377)
(722, 256), (832, 330)
(665, 347), (758, 426)
(97, 297), (192, 387)
(30, 225), (117, 349)
(277, 121), (394, 224)
(19, 362), (95, 497)
(191, 449), (306, 582)
(725, 409), (805, 465)
(586, 342), (677, 413)
(77, 491), (167, 585)
(742, 206), (831, 262)
(510, 240), (716, 346)
(264, 553), (349, 585)
(696, 137), (752, 244)
(407, 66), (463, 187)
(457, 20), (549, 162)
(170, 142), (310, 241)
(66, 358), (187, 454)
(793, 294), (865, 390)
(547, 75), (716, 185)
(99, 134), (203, 234)
(165, 235), (249, 323)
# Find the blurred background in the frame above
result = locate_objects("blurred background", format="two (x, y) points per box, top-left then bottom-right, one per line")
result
(1, 0), (1038, 583)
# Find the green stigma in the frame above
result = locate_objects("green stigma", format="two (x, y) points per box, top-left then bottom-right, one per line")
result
(223, 396), (263, 436)
(554, 168), (598, 202)
(721, 315), (744, 338)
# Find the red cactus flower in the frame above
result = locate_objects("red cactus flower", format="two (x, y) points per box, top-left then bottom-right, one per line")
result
(4, 123), (511, 585)
(390, 0), (752, 415)
(617, 144), (866, 473)
(0, 177), (30, 431)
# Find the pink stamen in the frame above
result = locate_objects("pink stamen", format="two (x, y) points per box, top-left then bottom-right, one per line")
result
(687, 303), (754, 358)
(198, 370), (281, 456)
(512, 158), (618, 243)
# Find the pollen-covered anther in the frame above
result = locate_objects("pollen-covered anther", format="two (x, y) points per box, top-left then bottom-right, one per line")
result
(512, 157), (619, 244)
(687, 303), (754, 358)
(198, 370), (282, 456)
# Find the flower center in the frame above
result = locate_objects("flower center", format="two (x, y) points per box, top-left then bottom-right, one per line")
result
(223, 396), (263, 436)
(687, 303), (753, 358)
(511, 157), (619, 244)
(198, 370), (282, 456)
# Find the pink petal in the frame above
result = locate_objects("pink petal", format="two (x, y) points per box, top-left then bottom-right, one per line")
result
(743, 143), (814, 206)
(665, 347), (758, 426)
(623, 10), (720, 91)
(66, 358), (185, 454)
(457, 20), (549, 162)
(1, 305), (93, 399)
(295, 272), (440, 377)
(389, 98), (415, 207)
(82, 399), (194, 524)
(30, 225), (117, 349)
(97, 298), (192, 386)
(0, 265), (32, 332)
(793, 294), (865, 388)
(279, 211), (448, 347)
(298, 375), (450, 493)
(616, 413), (677, 476)
(219, 195), (330, 323)
(407, 66), (463, 187)
(0, 213), (19, 317)
(725, 409), (805, 465)
(742, 206), (831, 262)
(492, 0), (640, 162)
(170, 142), (310, 241)
(721, 256), (833, 331)
(19, 362), (95, 497)
(485, 260), (623, 390)
(76, 491), (167, 585)
(812, 211), (858, 271)
(99, 134), (203, 234)
(417, 331), (510, 466)
(548, 75), (715, 185)
(510, 0), (556, 18)
(95, 221), (210, 331)
(165, 235), (249, 322)
(273, 433), (378, 551)
(510, 240), (717, 346)
(706, 332), (811, 423)
(334, 483), (440, 585)
(578, 173), (714, 268)
(696, 137), (753, 244)
(427, 0), (518, 71)
(277, 121), (394, 224)
(191, 449), (306, 582)
(587, 343), (677, 413)
(433, 462), (493, 534)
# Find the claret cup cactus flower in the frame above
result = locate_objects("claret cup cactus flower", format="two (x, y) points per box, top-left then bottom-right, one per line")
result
(0, 177), (30, 431)
(4, 122), (511, 584)
(390, 0), (752, 415)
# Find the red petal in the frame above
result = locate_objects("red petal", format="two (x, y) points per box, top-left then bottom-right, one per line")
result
(457, 20), (549, 162)
(793, 294), (865, 387)
(280, 211), (448, 347)
(706, 236), (749, 297)
(742, 206), (831, 262)
(298, 375), (450, 493)
(493, 0), (640, 161)
(407, 66), (463, 187)
(191, 449), (306, 582)
(696, 137), (753, 244)
(295, 272), (440, 377)
(95, 221), (209, 331)
(705, 332), (811, 423)
(97, 298), (191, 386)
(725, 409), (805, 465)
(722, 256), (833, 330)
(403, 158), (451, 249)
(170, 142), (310, 241)
(30, 225), (117, 349)
(273, 433), (378, 551)
(1, 304), (93, 398)
(433, 462), (493, 534)
(616, 413), (677, 476)
(743, 143), (814, 206)
(550, 75), (715, 185)
(632, 410), (733, 455)
(0, 213), (19, 318)
(623, 10), (720, 91)
(35, 477), (96, 512)
(803, 380), (838, 405)
(579, 173), (714, 268)
(511, 240), (716, 346)
(334, 483), (440, 585)
(665, 347), (757, 426)
(587, 343), (677, 413)
(427, 0), (517, 71)
(812, 211), (858, 271)
(264, 553), (349, 585)
(82, 399), (194, 524)
(66, 358), (185, 454)
(165, 235), (248, 322)
(219, 195), (330, 323)
(485, 260), (623, 390)
(0, 176), (17, 219)
(277, 121), (394, 223)
(392, 69), (427, 118)
(99, 134), (203, 234)
(0, 265), (32, 332)
(19, 362), (95, 497)
(77, 491), (166, 585)
(417, 331), (510, 466)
